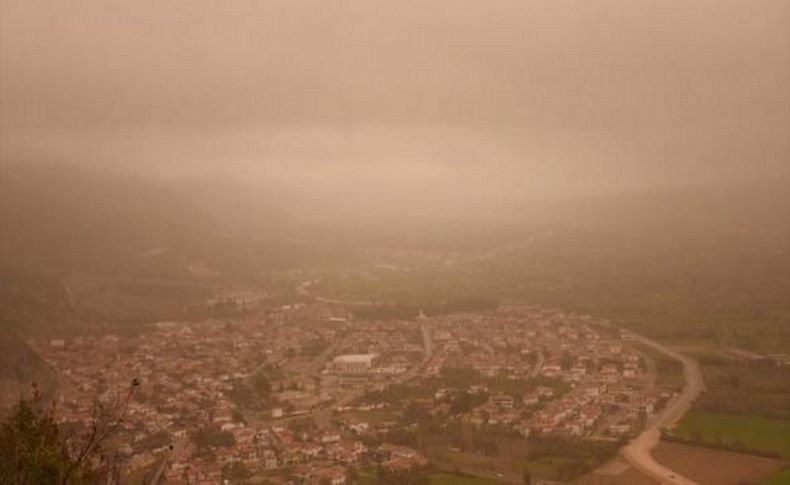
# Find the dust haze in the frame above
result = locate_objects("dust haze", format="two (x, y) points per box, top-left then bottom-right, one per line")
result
(1, 2), (790, 483)
(3, 0), (789, 213)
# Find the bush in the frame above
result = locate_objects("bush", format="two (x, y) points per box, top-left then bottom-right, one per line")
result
(0, 382), (138, 484)
(191, 426), (236, 449)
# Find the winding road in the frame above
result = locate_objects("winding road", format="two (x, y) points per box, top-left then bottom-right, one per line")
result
(620, 333), (706, 484)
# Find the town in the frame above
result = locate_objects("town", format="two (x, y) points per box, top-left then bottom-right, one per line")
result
(31, 304), (677, 484)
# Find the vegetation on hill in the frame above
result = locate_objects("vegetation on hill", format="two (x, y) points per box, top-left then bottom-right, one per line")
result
(0, 333), (57, 413)
(0, 383), (138, 484)
(0, 164), (353, 335)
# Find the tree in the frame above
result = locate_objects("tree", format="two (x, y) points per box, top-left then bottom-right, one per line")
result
(232, 409), (246, 424)
(346, 466), (358, 483)
(191, 426), (236, 449)
(522, 470), (532, 484)
(560, 351), (574, 371)
(402, 403), (432, 425)
(221, 461), (250, 482)
(0, 387), (71, 484)
(377, 465), (429, 485)
(225, 379), (264, 411)
(252, 373), (271, 395)
(0, 380), (139, 485)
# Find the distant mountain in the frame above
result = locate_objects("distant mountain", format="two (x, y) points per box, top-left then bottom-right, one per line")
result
(0, 163), (213, 272)
(0, 163), (216, 331)
(0, 163), (352, 333)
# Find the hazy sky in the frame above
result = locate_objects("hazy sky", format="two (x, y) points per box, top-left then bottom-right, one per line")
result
(2, 0), (789, 203)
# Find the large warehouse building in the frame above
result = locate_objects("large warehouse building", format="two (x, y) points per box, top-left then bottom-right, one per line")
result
(332, 353), (379, 374)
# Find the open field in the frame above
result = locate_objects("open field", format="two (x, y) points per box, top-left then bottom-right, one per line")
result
(580, 457), (658, 485)
(430, 444), (614, 483)
(315, 268), (495, 307)
(695, 361), (790, 420)
(356, 470), (504, 485)
(356, 470), (377, 485)
(652, 442), (786, 485)
(671, 412), (790, 458)
(336, 408), (399, 424)
(762, 468), (790, 484)
(664, 342), (729, 363)
(428, 472), (501, 485)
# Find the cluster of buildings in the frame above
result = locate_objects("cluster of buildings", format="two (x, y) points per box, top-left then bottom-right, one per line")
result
(30, 302), (671, 483)
(29, 303), (428, 483)
(341, 307), (670, 442)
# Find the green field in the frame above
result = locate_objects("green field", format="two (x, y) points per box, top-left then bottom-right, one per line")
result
(428, 472), (501, 484)
(315, 268), (497, 307)
(356, 468), (502, 485)
(356, 471), (377, 485)
(673, 411), (790, 458)
(762, 469), (790, 485)
(338, 408), (399, 424)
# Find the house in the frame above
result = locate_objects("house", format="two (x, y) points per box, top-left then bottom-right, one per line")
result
(490, 393), (515, 410)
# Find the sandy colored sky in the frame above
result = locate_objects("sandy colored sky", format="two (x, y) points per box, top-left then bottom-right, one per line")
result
(2, 0), (788, 202)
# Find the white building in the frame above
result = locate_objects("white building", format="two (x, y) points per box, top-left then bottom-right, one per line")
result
(333, 354), (379, 373)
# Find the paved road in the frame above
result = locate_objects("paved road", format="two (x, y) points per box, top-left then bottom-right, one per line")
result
(620, 333), (706, 485)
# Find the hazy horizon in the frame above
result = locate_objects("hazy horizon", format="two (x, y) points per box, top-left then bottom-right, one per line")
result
(3, 0), (789, 214)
